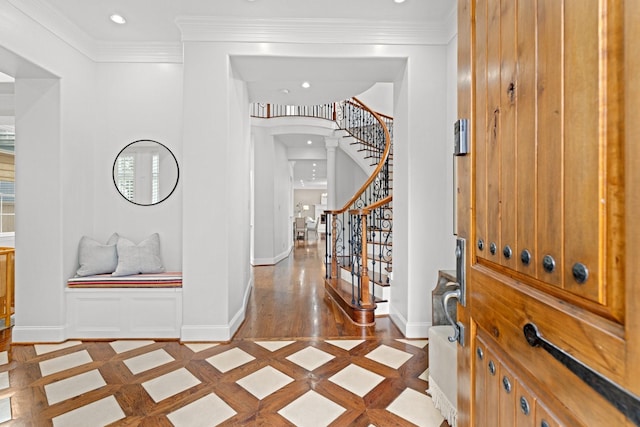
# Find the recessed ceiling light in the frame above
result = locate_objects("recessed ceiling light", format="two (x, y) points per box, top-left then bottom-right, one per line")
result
(280, 88), (290, 94)
(307, 140), (312, 145)
(301, 81), (311, 89)
(313, 163), (317, 167)
(394, 0), (406, 3)
(110, 14), (126, 24)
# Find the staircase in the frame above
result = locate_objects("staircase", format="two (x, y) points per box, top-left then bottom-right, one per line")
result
(251, 98), (393, 326)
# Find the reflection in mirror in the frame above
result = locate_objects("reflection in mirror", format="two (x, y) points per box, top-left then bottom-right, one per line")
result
(112, 140), (179, 206)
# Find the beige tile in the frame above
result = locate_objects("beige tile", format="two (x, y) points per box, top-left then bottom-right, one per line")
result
(39, 350), (93, 377)
(386, 388), (444, 427)
(206, 348), (255, 373)
(237, 366), (294, 399)
(365, 344), (413, 369)
(329, 364), (385, 397)
(52, 396), (125, 427)
(142, 368), (201, 403)
(167, 393), (236, 427)
(324, 340), (365, 351)
(0, 397), (10, 423)
(123, 349), (174, 375)
(109, 340), (155, 354)
(278, 390), (345, 427)
(286, 346), (334, 371)
(44, 370), (106, 405)
(34, 341), (83, 356)
(184, 343), (219, 353)
(255, 340), (295, 352)
(396, 338), (429, 349)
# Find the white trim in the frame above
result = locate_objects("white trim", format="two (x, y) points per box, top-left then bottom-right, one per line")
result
(12, 325), (67, 343)
(8, 0), (96, 60)
(389, 307), (431, 339)
(180, 277), (253, 342)
(177, 17), (452, 45)
(95, 42), (183, 63)
(251, 245), (292, 266)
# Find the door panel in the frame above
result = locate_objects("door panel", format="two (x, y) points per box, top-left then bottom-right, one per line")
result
(457, 0), (638, 425)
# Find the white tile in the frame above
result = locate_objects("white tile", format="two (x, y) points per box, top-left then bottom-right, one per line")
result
(365, 345), (413, 369)
(205, 348), (255, 373)
(109, 340), (155, 354)
(167, 393), (236, 427)
(0, 397), (10, 423)
(286, 346), (334, 371)
(123, 349), (174, 375)
(0, 372), (8, 390)
(236, 366), (294, 400)
(44, 370), (106, 405)
(184, 343), (219, 353)
(254, 341), (295, 352)
(329, 364), (385, 397)
(34, 341), (83, 356)
(52, 396), (125, 427)
(324, 340), (364, 351)
(419, 368), (429, 382)
(386, 388), (444, 427)
(0, 351), (7, 365)
(278, 390), (345, 427)
(396, 339), (429, 349)
(142, 368), (201, 403)
(39, 350), (93, 376)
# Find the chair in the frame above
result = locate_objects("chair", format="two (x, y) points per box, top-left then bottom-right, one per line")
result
(307, 217), (319, 239)
(294, 217), (307, 243)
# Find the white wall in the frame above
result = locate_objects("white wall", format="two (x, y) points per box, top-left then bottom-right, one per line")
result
(335, 148), (368, 209)
(391, 44), (456, 338)
(0, 1), (96, 342)
(94, 63), (183, 272)
(181, 42), (252, 341)
(356, 82), (394, 117)
(251, 128), (294, 265)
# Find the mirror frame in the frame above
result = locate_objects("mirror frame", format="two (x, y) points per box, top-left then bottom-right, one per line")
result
(112, 139), (180, 206)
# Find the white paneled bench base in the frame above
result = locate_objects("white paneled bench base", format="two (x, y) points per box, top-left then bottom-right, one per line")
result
(65, 273), (182, 339)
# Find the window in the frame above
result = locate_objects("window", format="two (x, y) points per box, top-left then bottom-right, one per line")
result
(151, 153), (159, 204)
(0, 181), (14, 233)
(115, 155), (135, 201)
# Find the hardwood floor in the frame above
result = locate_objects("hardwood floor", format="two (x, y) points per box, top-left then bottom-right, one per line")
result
(0, 237), (450, 426)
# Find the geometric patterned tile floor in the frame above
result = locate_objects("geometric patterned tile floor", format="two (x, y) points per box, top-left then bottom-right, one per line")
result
(0, 338), (449, 426)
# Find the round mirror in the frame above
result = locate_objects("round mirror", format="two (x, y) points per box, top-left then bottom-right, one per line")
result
(112, 140), (179, 206)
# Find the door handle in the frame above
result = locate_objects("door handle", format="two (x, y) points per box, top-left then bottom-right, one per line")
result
(442, 287), (464, 346)
(524, 323), (640, 425)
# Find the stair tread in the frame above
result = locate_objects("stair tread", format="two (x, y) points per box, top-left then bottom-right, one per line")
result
(326, 277), (379, 308)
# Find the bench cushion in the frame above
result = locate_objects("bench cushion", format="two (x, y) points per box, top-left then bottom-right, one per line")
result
(67, 272), (182, 288)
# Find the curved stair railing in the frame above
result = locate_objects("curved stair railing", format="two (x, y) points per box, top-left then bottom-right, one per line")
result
(251, 98), (393, 325)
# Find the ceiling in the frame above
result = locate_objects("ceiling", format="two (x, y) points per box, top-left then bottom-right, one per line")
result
(17, 0), (456, 189)
(38, 0), (455, 43)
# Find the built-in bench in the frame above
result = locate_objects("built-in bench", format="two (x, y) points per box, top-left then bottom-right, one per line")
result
(65, 272), (183, 339)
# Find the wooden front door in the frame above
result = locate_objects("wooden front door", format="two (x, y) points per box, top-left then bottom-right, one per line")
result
(455, 0), (640, 425)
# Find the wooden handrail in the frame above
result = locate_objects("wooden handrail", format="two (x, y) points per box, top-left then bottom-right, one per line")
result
(348, 195), (393, 216)
(324, 97), (392, 215)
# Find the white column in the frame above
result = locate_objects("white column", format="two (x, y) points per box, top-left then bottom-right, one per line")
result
(325, 137), (339, 210)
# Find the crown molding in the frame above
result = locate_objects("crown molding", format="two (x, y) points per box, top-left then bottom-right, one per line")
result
(176, 17), (452, 45)
(9, 1), (454, 63)
(95, 42), (183, 63)
(9, 0), (97, 59)
(444, 4), (458, 44)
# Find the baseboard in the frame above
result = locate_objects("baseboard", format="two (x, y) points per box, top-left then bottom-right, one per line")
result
(12, 325), (68, 343)
(251, 246), (292, 266)
(388, 308), (431, 339)
(181, 277), (254, 342)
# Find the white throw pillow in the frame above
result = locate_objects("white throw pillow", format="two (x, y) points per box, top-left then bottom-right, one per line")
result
(112, 233), (165, 276)
(76, 233), (119, 277)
